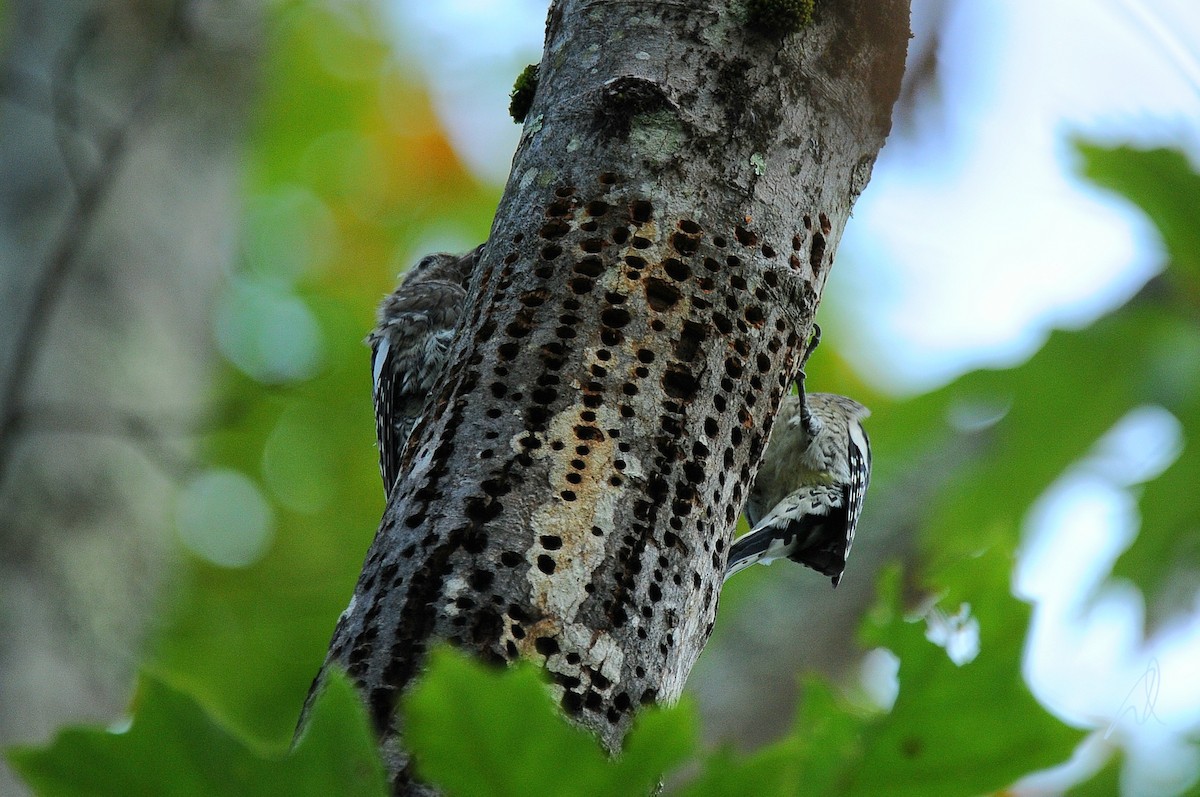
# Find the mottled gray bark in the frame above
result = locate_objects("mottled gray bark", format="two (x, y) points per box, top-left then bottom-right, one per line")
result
(317, 1), (909, 791)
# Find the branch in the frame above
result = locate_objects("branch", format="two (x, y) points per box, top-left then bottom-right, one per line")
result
(53, 11), (106, 194)
(10, 403), (206, 482)
(0, 65), (120, 135)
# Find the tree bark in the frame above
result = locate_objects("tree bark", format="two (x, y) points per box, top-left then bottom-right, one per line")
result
(316, 1), (909, 791)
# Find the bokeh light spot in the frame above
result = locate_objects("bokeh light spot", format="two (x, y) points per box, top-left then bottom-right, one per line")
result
(176, 469), (275, 568)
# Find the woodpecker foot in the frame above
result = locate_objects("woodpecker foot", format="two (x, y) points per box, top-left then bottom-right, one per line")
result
(795, 323), (822, 438)
(799, 323), (822, 370)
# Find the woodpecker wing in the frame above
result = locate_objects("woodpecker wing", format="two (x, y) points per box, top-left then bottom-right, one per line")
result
(369, 328), (405, 496)
(724, 484), (847, 582)
(840, 416), (871, 582)
(368, 301), (456, 496)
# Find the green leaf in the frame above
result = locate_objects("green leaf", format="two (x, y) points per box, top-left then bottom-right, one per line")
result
(403, 648), (695, 797)
(866, 306), (1156, 580)
(865, 146), (1200, 589)
(740, 557), (1083, 797)
(1074, 143), (1200, 621)
(1113, 436), (1200, 619)
(614, 695), (699, 789)
(787, 679), (868, 794)
(7, 670), (385, 797)
(287, 671), (388, 796)
(850, 556), (1084, 796)
(1076, 143), (1200, 284)
(698, 559), (1083, 797)
(1064, 751), (1122, 796)
(675, 743), (801, 797)
(865, 295), (1198, 612)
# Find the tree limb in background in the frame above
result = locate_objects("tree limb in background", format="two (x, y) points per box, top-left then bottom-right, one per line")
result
(308, 2), (910, 792)
(9, 401), (249, 483)
(0, 65), (119, 136)
(0, 1), (191, 491)
(52, 11), (106, 194)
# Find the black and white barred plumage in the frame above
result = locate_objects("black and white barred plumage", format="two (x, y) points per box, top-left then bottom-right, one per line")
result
(367, 247), (479, 496)
(725, 330), (872, 586)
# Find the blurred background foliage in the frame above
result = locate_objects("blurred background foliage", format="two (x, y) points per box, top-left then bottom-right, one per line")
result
(2, 0), (1200, 795)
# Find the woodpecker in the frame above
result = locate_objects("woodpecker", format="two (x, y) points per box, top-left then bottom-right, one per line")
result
(367, 246), (479, 497)
(725, 326), (872, 586)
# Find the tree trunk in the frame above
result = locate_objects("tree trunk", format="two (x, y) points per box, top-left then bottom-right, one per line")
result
(316, 0), (908, 791)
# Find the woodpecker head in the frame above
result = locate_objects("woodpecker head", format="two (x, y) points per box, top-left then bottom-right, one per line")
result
(402, 249), (475, 287)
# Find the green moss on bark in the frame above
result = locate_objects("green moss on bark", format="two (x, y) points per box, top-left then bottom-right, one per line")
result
(745, 0), (815, 35)
(509, 64), (540, 123)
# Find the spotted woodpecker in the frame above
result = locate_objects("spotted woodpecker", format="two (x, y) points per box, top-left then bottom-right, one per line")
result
(725, 326), (872, 586)
(367, 246), (479, 496)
